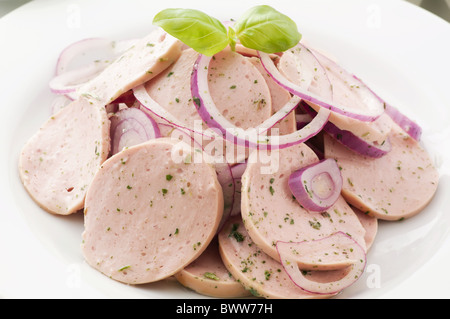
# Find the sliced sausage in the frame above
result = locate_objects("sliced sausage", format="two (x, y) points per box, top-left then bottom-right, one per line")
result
(145, 47), (273, 164)
(145, 48), (203, 131)
(248, 57), (296, 136)
(174, 237), (251, 298)
(81, 138), (223, 284)
(323, 117), (439, 220)
(19, 99), (110, 215)
(353, 207), (378, 250)
(278, 49), (391, 147)
(208, 47), (272, 130)
(78, 28), (183, 104)
(19, 28), (183, 215)
(240, 143), (367, 265)
(218, 216), (335, 299)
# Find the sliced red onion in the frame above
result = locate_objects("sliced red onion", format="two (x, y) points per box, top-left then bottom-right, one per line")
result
(55, 38), (112, 75)
(300, 101), (391, 158)
(55, 37), (138, 75)
(384, 103), (422, 141)
(191, 53), (331, 149)
(348, 73), (422, 142)
(53, 37), (138, 100)
(323, 118), (392, 158)
(49, 60), (110, 99)
(258, 43), (384, 122)
(109, 107), (160, 155)
(133, 85), (217, 141)
(288, 158), (342, 212)
(309, 46), (421, 141)
(276, 232), (367, 295)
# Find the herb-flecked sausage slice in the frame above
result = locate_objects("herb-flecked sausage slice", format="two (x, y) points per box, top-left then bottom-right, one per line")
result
(82, 138), (223, 284)
(240, 143), (367, 265)
(324, 118), (439, 220)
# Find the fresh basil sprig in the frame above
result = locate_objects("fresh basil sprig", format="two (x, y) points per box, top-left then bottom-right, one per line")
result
(152, 5), (301, 56)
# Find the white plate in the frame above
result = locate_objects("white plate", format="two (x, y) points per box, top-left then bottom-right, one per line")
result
(1, 0), (450, 299)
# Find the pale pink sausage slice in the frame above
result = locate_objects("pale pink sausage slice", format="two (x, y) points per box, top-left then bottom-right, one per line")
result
(82, 138), (223, 284)
(144, 47), (273, 166)
(278, 49), (391, 147)
(248, 57), (296, 136)
(240, 143), (367, 265)
(208, 47), (272, 130)
(174, 237), (251, 298)
(78, 28), (183, 104)
(144, 47), (272, 165)
(19, 28), (183, 215)
(323, 118), (439, 220)
(145, 48), (203, 131)
(353, 207), (378, 250)
(19, 99), (110, 215)
(146, 47), (272, 131)
(218, 216), (335, 299)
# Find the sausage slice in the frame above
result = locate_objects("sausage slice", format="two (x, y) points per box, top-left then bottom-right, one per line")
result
(19, 99), (110, 215)
(19, 28), (183, 215)
(174, 237), (250, 298)
(324, 118), (439, 220)
(240, 143), (367, 264)
(81, 138), (223, 284)
(218, 216), (335, 299)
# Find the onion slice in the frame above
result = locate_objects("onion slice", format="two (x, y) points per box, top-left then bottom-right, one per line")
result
(349, 73), (422, 142)
(276, 232), (367, 295)
(288, 158), (343, 212)
(109, 107), (161, 155)
(258, 43), (384, 122)
(49, 60), (111, 99)
(133, 84), (217, 141)
(55, 37), (138, 75)
(55, 38), (112, 75)
(300, 101), (392, 158)
(384, 103), (422, 141)
(191, 53), (330, 149)
(52, 38), (138, 100)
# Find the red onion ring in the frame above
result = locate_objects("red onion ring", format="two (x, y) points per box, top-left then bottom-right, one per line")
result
(190, 53), (330, 150)
(258, 43), (385, 122)
(133, 84), (217, 141)
(384, 103), (422, 141)
(276, 231), (367, 295)
(300, 101), (392, 158)
(109, 107), (161, 155)
(52, 38), (138, 100)
(49, 60), (110, 99)
(288, 158), (343, 212)
(346, 73), (422, 142)
(307, 46), (421, 141)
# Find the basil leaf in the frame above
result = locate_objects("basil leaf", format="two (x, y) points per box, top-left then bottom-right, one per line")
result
(153, 8), (229, 56)
(234, 5), (301, 53)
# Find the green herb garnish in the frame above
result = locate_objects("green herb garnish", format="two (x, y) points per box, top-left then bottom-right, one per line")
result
(152, 5), (301, 56)
(204, 272), (220, 281)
